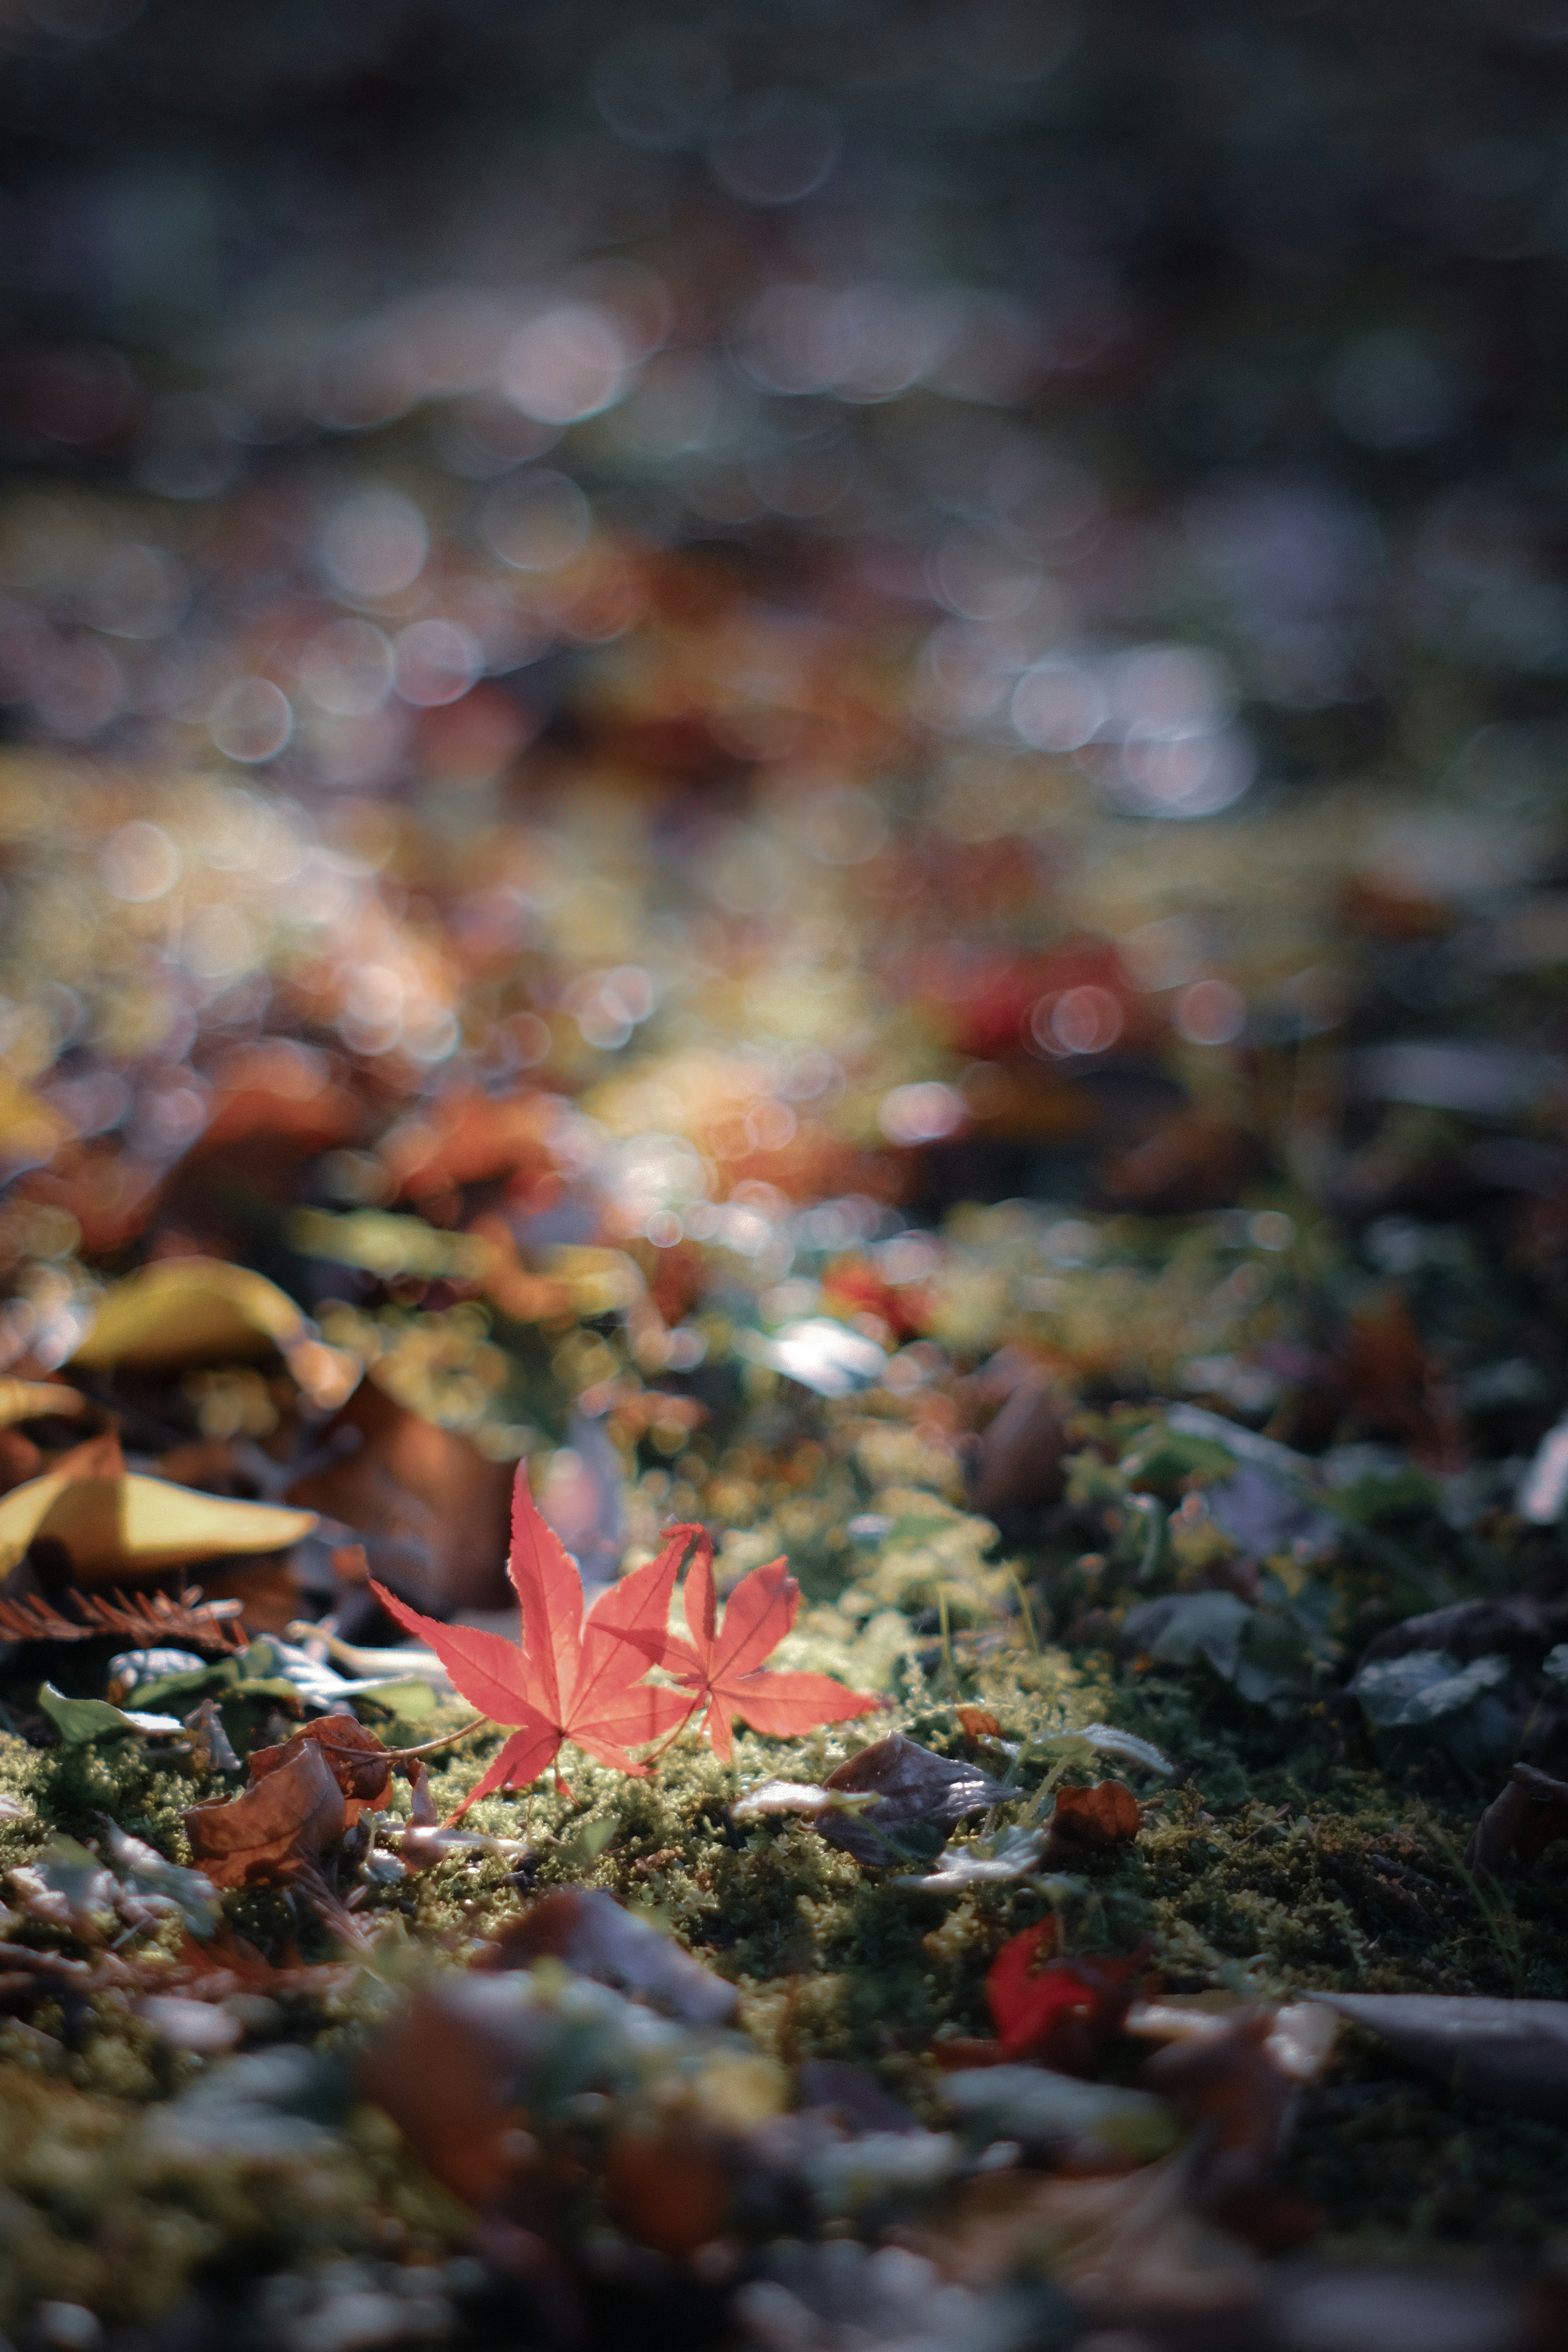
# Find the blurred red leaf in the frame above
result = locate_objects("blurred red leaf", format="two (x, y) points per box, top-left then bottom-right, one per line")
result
(957, 1706), (1002, 1741)
(371, 1468), (696, 1817)
(981, 1920), (1152, 2071)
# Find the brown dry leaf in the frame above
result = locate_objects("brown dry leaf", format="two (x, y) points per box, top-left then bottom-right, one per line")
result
(963, 1372), (1066, 1518)
(285, 1370), (514, 1617)
(1047, 1779), (1142, 1857)
(817, 1733), (1011, 1867)
(248, 1716), (393, 1826)
(1465, 1763), (1568, 1876)
(480, 1889), (738, 2026)
(184, 1741), (346, 1890)
(1138, 2009), (1320, 2246)
(956, 1706), (1002, 1742)
(604, 2124), (733, 2258)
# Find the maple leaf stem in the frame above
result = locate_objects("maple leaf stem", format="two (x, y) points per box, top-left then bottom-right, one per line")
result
(313, 1715), (488, 1767)
(639, 1701), (700, 1767)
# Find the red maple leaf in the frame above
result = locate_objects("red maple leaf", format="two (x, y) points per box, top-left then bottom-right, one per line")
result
(648, 1525), (882, 1764)
(370, 1469), (697, 1820)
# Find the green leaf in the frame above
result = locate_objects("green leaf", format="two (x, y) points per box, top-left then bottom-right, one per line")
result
(37, 1682), (183, 1745)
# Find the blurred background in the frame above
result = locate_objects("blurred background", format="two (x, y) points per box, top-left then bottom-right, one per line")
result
(3, 0), (1568, 1610)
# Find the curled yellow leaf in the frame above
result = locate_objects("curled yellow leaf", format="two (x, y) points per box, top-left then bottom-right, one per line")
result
(0, 1469), (316, 1583)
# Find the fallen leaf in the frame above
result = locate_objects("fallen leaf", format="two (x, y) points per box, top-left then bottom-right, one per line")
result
(1036, 1724), (1175, 1778)
(1140, 2009), (1320, 2245)
(646, 1524), (883, 1764)
(1047, 1779), (1142, 1857)
(0, 1378), (86, 1431)
(98, 1822), (220, 1937)
(370, 1467), (696, 1815)
(975, 1918), (1151, 2071)
(0, 1467), (316, 1584)
(956, 1706), (1002, 1741)
(962, 1370), (1066, 1518)
(1465, 1762), (1568, 1875)
(70, 1254), (358, 1409)
(36, 1681), (185, 1745)
(184, 1740), (347, 1889)
(934, 2152), (1261, 2318)
(1310, 1993), (1568, 2123)
(816, 1733), (1010, 1867)
(248, 1715), (394, 1824)
(287, 1370), (517, 1618)
(480, 1888), (738, 2025)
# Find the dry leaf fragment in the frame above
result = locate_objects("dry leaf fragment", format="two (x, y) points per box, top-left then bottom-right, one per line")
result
(480, 1888), (738, 2025)
(1046, 1778), (1142, 1858)
(0, 1379), (85, 1431)
(956, 1706), (1002, 1741)
(1139, 2009), (1319, 2245)
(1310, 1993), (1568, 2123)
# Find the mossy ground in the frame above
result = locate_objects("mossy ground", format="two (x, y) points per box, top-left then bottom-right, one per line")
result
(1, 1385), (1565, 2323)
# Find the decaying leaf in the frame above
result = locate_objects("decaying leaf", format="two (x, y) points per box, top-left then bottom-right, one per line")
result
(644, 1523), (883, 1763)
(288, 1370), (517, 1618)
(373, 1471), (697, 1814)
(1464, 1762), (1568, 1875)
(480, 1888), (738, 2025)
(1046, 1778), (1142, 1858)
(1139, 2009), (1322, 2245)
(1311, 1993), (1568, 2123)
(962, 1367), (1067, 1519)
(184, 1740), (347, 1889)
(248, 1715), (394, 1824)
(815, 1733), (1011, 1867)
(956, 1705), (1002, 1741)
(0, 1465), (316, 1584)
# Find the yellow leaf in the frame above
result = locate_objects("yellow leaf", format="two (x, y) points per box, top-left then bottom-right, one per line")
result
(0, 1379), (85, 1430)
(0, 1470), (316, 1583)
(70, 1256), (359, 1409)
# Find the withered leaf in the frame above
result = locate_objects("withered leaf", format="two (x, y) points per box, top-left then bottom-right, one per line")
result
(1464, 1763), (1568, 1876)
(248, 1715), (392, 1824)
(956, 1706), (1002, 1741)
(818, 1733), (1010, 1867)
(184, 1740), (346, 1890)
(1047, 1779), (1142, 1856)
(481, 1888), (737, 2025)
(1312, 1993), (1568, 2123)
